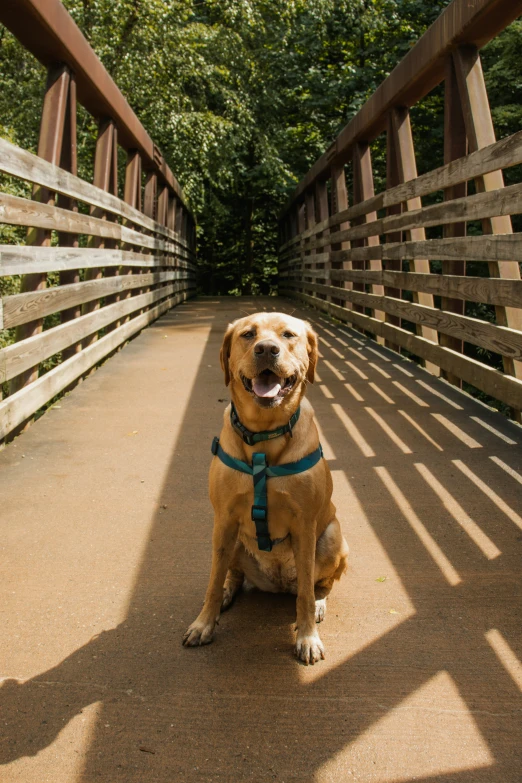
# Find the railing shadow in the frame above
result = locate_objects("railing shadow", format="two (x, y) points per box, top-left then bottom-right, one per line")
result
(1, 297), (521, 781)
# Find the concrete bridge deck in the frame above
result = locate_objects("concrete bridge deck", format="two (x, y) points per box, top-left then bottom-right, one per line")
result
(1, 296), (521, 783)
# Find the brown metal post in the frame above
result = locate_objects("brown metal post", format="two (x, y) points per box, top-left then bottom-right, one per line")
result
(305, 189), (316, 292)
(442, 55), (468, 385)
(102, 122), (120, 327)
(9, 63), (71, 400)
(121, 150), (142, 322)
(144, 172), (157, 220)
(353, 142), (385, 342)
(297, 202), (306, 296)
(315, 180), (329, 300)
(389, 106), (439, 374)
(57, 71), (81, 359)
(384, 113), (403, 350)
(82, 118), (118, 346)
(330, 164), (351, 309)
(140, 171), (157, 309)
(453, 44), (522, 406)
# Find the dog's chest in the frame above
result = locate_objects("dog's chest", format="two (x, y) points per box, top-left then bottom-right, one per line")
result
(241, 532), (298, 593)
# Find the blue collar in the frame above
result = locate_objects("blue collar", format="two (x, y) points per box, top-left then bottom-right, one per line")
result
(211, 436), (323, 552)
(230, 402), (300, 446)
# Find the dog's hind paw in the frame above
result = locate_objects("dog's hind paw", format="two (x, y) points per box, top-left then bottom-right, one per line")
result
(295, 632), (325, 665)
(315, 598), (327, 623)
(182, 620), (215, 647)
(221, 589), (235, 612)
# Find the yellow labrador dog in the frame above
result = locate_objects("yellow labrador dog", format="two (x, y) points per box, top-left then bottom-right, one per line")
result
(183, 312), (348, 664)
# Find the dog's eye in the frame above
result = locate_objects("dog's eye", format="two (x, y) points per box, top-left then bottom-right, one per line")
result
(282, 331), (296, 339)
(241, 330), (255, 339)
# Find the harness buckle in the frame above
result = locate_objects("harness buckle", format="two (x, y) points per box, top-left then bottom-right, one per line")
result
(251, 504), (267, 522)
(211, 436), (220, 456)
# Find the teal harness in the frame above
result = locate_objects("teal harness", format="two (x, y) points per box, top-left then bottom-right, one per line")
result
(211, 405), (323, 553)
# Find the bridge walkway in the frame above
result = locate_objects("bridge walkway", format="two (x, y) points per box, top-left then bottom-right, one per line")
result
(1, 296), (521, 783)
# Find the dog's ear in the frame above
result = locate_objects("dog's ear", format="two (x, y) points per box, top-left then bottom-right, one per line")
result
(305, 323), (319, 383)
(220, 323), (235, 386)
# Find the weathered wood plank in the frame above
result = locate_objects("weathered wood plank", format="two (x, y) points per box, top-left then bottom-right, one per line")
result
(0, 136), (191, 250)
(0, 245), (196, 276)
(0, 289), (192, 440)
(286, 279), (522, 360)
(283, 234), (522, 266)
(281, 0), (522, 210)
(0, 190), (197, 256)
(312, 181), (522, 249)
(281, 287), (522, 410)
(328, 268), (522, 309)
(0, 282), (194, 383)
(279, 128), (522, 249)
(2, 271), (190, 327)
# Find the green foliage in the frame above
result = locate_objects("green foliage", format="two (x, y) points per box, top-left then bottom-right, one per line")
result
(0, 0), (520, 300)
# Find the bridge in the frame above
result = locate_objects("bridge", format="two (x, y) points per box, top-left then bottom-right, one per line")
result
(1, 1), (521, 781)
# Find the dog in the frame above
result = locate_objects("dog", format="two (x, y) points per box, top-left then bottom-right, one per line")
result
(182, 311), (348, 664)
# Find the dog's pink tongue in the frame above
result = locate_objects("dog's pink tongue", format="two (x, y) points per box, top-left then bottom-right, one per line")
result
(252, 373), (282, 398)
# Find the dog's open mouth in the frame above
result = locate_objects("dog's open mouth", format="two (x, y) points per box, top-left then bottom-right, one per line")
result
(241, 369), (297, 399)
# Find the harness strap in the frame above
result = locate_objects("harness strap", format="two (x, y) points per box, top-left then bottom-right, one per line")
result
(230, 402), (300, 446)
(211, 436), (323, 552)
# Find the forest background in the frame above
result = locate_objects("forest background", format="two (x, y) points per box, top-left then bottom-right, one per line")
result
(0, 0), (521, 300)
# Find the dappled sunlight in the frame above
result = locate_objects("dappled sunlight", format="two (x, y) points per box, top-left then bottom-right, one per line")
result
(2, 298), (522, 782)
(490, 455), (522, 484)
(319, 383), (334, 399)
(369, 381), (395, 405)
(345, 382), (365, 402)
(452, 460), (522, 531)
(345, 360), (369, 380)
(374, 466), (461, 586)
(332, 403), (376, 457)
(485, 630), (522, 691)
(392, 380), (429, 407)
(416, 380), (464, 410)
(318, 671), (494, 783)
(414, 463), (501, 560)
(470, 416), (518, 445)
(431, 414), (482, 449)
(398, 409), (443, 451)
(365, 407), (412, 454)
(369, 362), (391, 378)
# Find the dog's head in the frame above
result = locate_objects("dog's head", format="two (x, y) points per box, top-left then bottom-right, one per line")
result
(220, 312), (318, 409)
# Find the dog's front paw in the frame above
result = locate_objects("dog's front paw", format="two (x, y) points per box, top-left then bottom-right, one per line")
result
(182, 619), (216, 647)
(295, 631), (325, 665)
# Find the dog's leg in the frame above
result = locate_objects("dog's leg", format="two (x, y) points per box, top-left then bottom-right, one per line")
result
(183, 519), (238, 646)
(313, 519), (349, 623)
(221, 567), (244, 611)
(314, 597), (327, 623)
(292, 525), (325, 665)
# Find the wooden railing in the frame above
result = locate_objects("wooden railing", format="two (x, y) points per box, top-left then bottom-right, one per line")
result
(0, 0), (196, 443)
(279, 0), (522, 419)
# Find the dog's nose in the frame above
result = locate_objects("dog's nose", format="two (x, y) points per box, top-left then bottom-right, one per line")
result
(254, 340), (280, 357)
